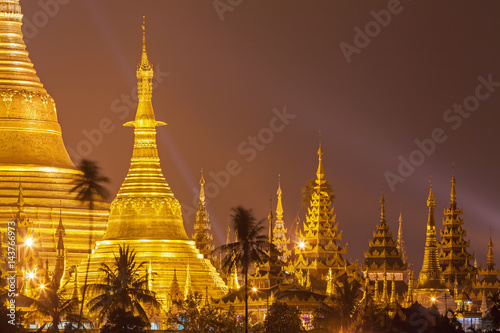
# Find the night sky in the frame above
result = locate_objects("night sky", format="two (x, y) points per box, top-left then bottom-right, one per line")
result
(21, 1), (500, 273)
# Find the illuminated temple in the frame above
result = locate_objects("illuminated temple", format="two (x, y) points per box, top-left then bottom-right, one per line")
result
(0, 0), (108, 278)
(1, 0), (500, 330)
(80, 22), (227, 316)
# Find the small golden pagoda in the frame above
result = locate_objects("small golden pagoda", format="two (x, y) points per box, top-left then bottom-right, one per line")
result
(362, 194), (407, 304)
(414, 183), (452, 312)
(250, 199), (287, 289)
(471, 227), (500, 305)
(0, 0), (109, 271)
(273, 177), (291, 262)
(396, 210), (408, 266)
(193, 170), (215, 265)
(438, 170), (476, 295)
(294, 143), (357, 281)
(82, 21), (226, 309)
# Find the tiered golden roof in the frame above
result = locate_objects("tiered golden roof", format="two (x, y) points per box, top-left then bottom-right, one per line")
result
(0, 0), (109, 271)
(362, 194), (407, 304)
(81, 20), (226, 307)
(193, 170), (215, 263)
(294, 143), (356, 280)
(471, 227), (500, 302)
(438, 171), (476, 291)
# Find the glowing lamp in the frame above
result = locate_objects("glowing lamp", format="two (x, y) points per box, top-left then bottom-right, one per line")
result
(298, 241), (306, 249)
(252, 287), (257, 292)
(28, 271), (35, 279)
(25, 237), (33, 247)
(431, 297), (436, 302)
(39, 284), (45, 290)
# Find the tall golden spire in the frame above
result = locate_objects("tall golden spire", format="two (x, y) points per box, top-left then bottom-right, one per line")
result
(380, 193), (386, 224)
(316, 142), (325, 180)
(268, 197), (273, 248)
(416, 182), (447, 290)
(450, 164), (457, 207)
(104, 17), (184, 241)
(487, 225), (495, 269)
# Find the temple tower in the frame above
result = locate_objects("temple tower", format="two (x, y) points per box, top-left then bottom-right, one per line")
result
(193, 170), (215, 264)
(472, 226), (500, 304)
(414, 183), (451, 312)
(273, 177), (291, 262)
(82, 20), (226, 306)
(294, 143), (356, 281)
(363, 194), (407, 304)
(0, 0), (109, 269)
(438, 170), (477, 292)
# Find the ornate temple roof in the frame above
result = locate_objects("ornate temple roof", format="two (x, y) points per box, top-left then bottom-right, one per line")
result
(363, 194), (407, 273)
(438, 170), (476, 288)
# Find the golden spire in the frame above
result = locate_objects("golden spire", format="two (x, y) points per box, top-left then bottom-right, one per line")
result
(397, 206), (407, 265)
(199, 169), (206, 206)
(450, 163), (457, 207)
(276, 175), (283, 224)
(380, 193), (386, 223)
(316, 141), (325, 180)
(374, 273), (379, 302)
(184, 263), (192, 300)
(382, 270), (388, 302)
(72, 266), (79, 301)
(487, 225), (495, 269)
(104, 19), (186, 241)
(416, 181), (447, 290)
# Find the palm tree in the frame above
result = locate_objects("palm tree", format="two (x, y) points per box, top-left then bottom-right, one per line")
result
(31, 281), (79, 333)
(332, 278), (362, 331)
(219, 206), (268, 333)
(70, 159), (110, 329)
(86, 244), (161, 324)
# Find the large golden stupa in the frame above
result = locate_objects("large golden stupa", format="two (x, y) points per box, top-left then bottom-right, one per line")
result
(0, 0), (109, 268)
(82, 22), (227, 306)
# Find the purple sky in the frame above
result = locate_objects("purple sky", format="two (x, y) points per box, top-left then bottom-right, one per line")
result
(21, 0), (500, 273)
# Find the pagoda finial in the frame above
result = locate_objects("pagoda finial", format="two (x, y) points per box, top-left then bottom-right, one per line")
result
(397, 206), (407, 265)
(316, 139), (324, 180)
(184, 263), (192, 300)
(380, 193), (386, 223)
(427, 179), (436, 227)
(487, 225), (495, 269)
(199, 169), (206, 206)
(450, 163), (457, 206)
(276, 175), (283, 222)
(123, 17), (166, 128)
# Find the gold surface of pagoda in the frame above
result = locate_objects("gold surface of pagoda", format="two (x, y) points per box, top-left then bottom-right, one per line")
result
(81, 22), (227, 305)
(0, 0), (109, 270)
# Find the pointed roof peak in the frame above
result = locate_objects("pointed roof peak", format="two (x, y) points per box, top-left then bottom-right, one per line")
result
(138, 16), (152, 73)
(450, 164), (457, 204)
(380, 193), (386, 223)
(316, 141), (324, 180)
(427, 179), (435, 208)
(199, 169), (206, 205)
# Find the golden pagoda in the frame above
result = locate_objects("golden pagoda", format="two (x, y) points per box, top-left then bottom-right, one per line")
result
(273, 177), (291, 262)
(0, 0), (109, 271)
(438, 170), (477, 293)
(82, 20), (226, 309)
(294, 143), (357, 281)
(414, 183), (452, 312)
(193, 170), (215, 265)
(362, 194), (407, 304)
(471, 227), (500, 305)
